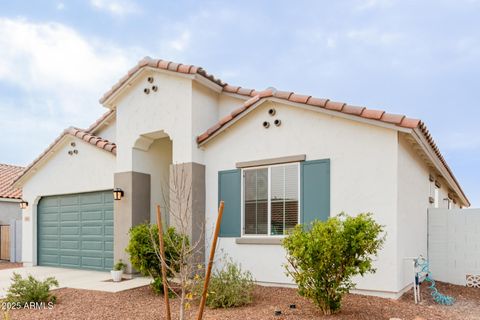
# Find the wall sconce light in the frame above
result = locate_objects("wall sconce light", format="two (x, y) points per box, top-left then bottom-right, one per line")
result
(113, 188), (124, 201)
(20, 200), (28, 209)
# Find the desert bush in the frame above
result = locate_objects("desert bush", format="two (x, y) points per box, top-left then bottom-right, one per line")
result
(193, 259), (255, 308)
(5, 273), (58, 305)
(283, 213), (385, 315)
(126, 223), (186, 293)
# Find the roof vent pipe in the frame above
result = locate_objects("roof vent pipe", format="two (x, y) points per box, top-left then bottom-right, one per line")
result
(266, 86), (277, 94)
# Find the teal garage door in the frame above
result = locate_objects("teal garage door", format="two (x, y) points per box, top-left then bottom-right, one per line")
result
(37, 190), (114, 271)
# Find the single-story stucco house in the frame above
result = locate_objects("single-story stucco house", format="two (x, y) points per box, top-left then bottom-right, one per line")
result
(0, 164), (23, 226)
(0, 163), (24, 261)
(13, 57), (469, 299)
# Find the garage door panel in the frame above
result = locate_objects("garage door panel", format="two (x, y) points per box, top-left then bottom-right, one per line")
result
(105, 210), (113, 220)
(61, 226), (79, 235)
(105, 226), (114, 236)
(81, 210), (103, 221)
(61, 212), (80, 221)
(105, 241), (113, 251)
(39, 254), (60, 265)
(81, 226), (103, 236)
(81, 256), (105, 268)
(59, 195), (79, 206)
(82, 240), (103, 250)
(39, 213), (58, 222)
(38, 190), (113, 271)
(41, 226), (59, 235)
(60, 255), (80, 266)
(80, 192), (104, 204)
(105, 258), (113, 267)
(39, 197), (59, 208)
(38, 207), (59, 215)
(39, 240), (58, 249)
(60, 240), (79, 249)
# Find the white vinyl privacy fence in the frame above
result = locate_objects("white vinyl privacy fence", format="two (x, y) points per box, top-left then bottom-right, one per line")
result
(428, 208), (480, 286)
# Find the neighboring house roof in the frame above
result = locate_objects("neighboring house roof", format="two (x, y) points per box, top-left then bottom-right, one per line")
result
(14, 127), (116, 187)
(0, 163), (24, 199)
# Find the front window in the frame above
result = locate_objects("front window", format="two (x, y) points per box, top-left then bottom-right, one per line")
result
(243, 163), (299, 236)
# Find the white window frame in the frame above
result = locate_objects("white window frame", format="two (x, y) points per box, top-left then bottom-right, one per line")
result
(240, 162), (301, 238)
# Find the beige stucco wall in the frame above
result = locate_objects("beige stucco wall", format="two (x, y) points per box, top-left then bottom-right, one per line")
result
(132, 137), (172, 222)
(115, 70), (193, 170)
(202, 100), (399, 294)
(396, 135), (430, 292)
(218, 94), (246, 119)
(0, 200), (21, 225)
(191, 82), (219, 163)
(396, 134), (459, 293)
(20, 136), (115, 266)
(95, 116), (116, 143)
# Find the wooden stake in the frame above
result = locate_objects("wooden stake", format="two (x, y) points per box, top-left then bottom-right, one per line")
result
(196, 201), (225, 320)
(156, 205), (171, 320)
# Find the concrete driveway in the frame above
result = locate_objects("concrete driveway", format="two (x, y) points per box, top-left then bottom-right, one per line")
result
(0, 266), (151, 298)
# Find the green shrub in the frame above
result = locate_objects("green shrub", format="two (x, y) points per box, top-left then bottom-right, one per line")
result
(6, 273), (58, 305)
(113, 259), (127, 271)
(283, 213), (385, 315)
(125, 223), (186, 293)
(193, 259), (255, 308)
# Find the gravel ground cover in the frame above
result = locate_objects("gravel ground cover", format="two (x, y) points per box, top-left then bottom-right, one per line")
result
(4, 281), (479, 320)
(0, 262), (22, 270)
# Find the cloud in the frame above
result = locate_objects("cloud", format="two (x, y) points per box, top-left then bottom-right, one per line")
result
(0, 18), (141, 111)
(0, 17), (143, 164)
(89, 0), (139, 16)
(346, 28), (404, 46)
(355, 0), (396, 10)
(168, 30), (191, 52)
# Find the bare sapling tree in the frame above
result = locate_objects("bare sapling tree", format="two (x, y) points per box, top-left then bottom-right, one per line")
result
(150, 164), (213, 320)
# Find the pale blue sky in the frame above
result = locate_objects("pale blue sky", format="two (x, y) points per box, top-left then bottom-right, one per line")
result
(0, 0), (478, 206)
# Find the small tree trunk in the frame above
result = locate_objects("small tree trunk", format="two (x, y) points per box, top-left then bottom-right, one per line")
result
(179, 289), (186, 320)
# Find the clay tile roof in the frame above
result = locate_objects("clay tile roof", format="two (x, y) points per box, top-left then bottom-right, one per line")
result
(0, 163), (24, 199)
(237, 87), (255, 96)
(342, 105), (366, 116)
(274, 90), (293, 100)
(289, 93), (311, 104)
(14, 127), (116, 186)
(194, 86), (466, 204)
(86, 110), (115, 133)
(380, 113), (405, 125)
(100, 56), (226, 104)
(325, 100), (346, 111)
(68, 127), (116, 154)
(361, 109), (385, 120)
(98, 57), (468, 205)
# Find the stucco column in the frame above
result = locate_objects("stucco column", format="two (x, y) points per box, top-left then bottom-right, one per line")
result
(169, 162), (206, 265)
(114, 171), (151, 274)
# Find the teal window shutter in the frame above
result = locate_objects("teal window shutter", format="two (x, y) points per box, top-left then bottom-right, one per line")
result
(218, 169), (241, 237)
(301, 159), (330, 225)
